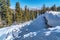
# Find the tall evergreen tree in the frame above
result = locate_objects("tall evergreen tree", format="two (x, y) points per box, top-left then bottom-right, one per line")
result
(1, 0), (13, 26)
(30, 10), (35, 20)
(57, 7), (60, 11)
(51, 4), (57, 11)
(31, 10), (35, 20)
(46, 7), (50, 11)
(34, 10), (37, 18)
(41, 4), (46, 14)
(27, 8), (30, 21)
(24, 5), (30, 21)
(15, 2), (23, 23)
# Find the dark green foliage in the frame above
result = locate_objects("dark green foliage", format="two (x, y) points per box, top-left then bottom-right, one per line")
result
(15, 2), (23, 23)
(0, 0), (13, 27)
(57, 7), (60, 11)
(6, 0), (10, 7)
(41, 4), (47, 14)
(51, 4), (57, 11)
(24, 5), (30, 21)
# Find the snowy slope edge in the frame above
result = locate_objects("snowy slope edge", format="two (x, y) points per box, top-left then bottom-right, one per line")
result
(0, 21), (32, 40)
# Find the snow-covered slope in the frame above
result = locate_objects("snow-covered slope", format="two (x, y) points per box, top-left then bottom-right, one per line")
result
(0, 21), (32, 40)
(45, 11), (60, 26)
(4, 14), (46, 40)
(0, 11), (60, 40)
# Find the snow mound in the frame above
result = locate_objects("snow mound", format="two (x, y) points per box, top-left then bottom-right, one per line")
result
(46, 11), (60, 15)
(26, 14), (46, 31)
(45, 11), (60, 27)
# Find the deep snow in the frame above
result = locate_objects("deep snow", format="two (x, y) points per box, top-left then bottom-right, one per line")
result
(0, 21), (32, 40)
(0, 11), (60, 40)
(45, 11), (60, 26)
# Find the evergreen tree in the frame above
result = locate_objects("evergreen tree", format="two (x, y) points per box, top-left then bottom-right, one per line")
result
(1, 0), (7, 26)
(57, 7), (60, 11)
(24, 5), (30, 21)
(15, 2), (23, 23)
(34, 10), (37, 18)
(27, 8), (30, 21)
(30, 10), (35, 20)
(51, 4), (57, 11)
(1, 0), (12, 26)
(31, 10), (35, 20)
(6, 8), (13, 25)
(41, 4), (46, 14)
(46, 7), (50, 11)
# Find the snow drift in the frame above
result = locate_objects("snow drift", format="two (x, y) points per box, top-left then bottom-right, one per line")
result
(0, 21), (32, 40)
(0, 11), (60, 40)
(45, 11), (60, 27)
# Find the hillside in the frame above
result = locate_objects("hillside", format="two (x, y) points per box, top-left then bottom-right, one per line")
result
(0, 11), (60, 40)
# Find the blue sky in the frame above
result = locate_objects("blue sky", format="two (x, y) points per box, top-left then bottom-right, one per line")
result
(10, 0), (60, 9)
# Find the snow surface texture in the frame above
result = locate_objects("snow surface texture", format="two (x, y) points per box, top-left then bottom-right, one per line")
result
(45, 11), (60, 26)
(0, 11), (60, 40)
(0, 21), (32, 40)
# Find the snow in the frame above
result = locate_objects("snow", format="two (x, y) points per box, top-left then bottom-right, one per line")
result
(0, 21), (32, 40)
(44, 31), (51, 36)
(24, 32), (37, 38)
(44, 26), (60, 36)
(0, 11), (60, 40)
(26, 14), (46, 31)
(46, 11), (60, 15)
(5, 35), (13, 40)
(20, 11), (60, 40)
(45, 11), (60, 27)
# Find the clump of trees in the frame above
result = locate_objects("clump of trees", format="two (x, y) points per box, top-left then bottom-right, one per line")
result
(0, 0), (13, 27)
(0, 0), (60, 27)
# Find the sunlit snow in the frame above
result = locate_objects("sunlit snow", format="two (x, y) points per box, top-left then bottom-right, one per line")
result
(0, 11), (60, 40)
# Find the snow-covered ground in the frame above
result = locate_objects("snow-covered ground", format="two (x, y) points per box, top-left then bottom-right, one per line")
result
(0, 21), (32, 40)
(0, 11), (60, 40)
(45, 11), (60, 26)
